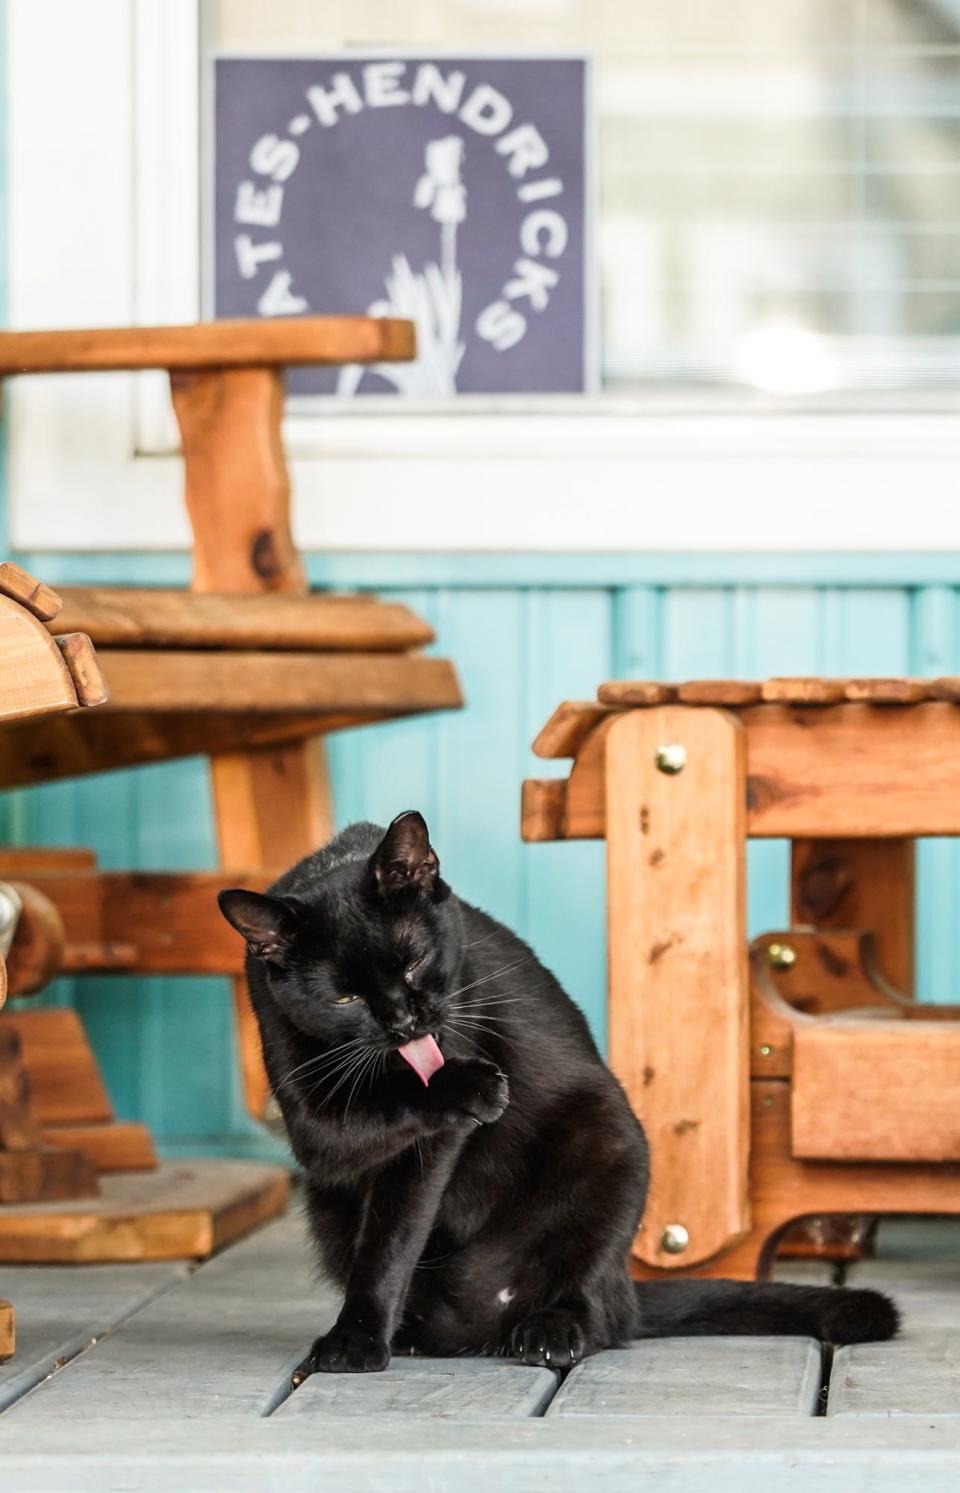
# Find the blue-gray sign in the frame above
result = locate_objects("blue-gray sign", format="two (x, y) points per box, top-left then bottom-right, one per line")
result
(213, 56), (589, 396)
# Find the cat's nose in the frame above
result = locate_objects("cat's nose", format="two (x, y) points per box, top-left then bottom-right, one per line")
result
(386, 1011), (416, 1038)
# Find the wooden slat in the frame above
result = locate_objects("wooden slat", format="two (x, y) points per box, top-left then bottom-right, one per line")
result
(0, 1261), (187, 1410)
(6, 1212), (332, 1419)
(791, 1019), (960, 1162)
(0, 562), (61, 622)
(0, 1160), (290, 1263)
(531, 700), (615, 760)
(52, 588), (434, 652)
(278, 1359), (557, 1421)
(829, 1332), (960, 1417)
(676, 680), (763, 706)
(0, 317), (415, 374)
(544, 703), (960, 841)
(761, 678), (849, 705)
(548, 1339), (822, 1418)
(0, 710), (387, 789)
(0, 594), (79, 724)
(606, 708), (749, 1269)
(597, 681), (677, 707)
(3, 1418), (960, 1487)
(843, 678), (930, 705)
(54, 633), (108, 707)
(93, 650), (463, 715)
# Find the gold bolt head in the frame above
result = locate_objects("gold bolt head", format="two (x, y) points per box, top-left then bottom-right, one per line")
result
(660, 1223), (689, 1255)
(767, 942), (797, 971)
(655, 744), (687, 775)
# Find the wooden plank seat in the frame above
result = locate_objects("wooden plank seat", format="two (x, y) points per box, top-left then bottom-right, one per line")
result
(523, 678), (960, 1280)
(0, 320), (464, 1131)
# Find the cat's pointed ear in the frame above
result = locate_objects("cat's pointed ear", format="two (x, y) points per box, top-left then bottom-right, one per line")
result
(370, 811), (440, 897)
(218, 889), (300, 963)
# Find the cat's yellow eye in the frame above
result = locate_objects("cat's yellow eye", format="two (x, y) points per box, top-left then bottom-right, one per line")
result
(335, 994), (360, 1006)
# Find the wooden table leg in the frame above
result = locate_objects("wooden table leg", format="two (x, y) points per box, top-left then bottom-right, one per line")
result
(606, 707), (751, 1271)
(171, 367), (334, 1123)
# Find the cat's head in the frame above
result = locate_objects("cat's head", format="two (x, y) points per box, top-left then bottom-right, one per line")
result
(218, 812), (462, 1048)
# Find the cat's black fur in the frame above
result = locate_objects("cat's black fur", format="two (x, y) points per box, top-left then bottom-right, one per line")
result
(219, 812), (897, 1377)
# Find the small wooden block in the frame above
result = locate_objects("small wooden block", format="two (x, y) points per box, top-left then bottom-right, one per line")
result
(0, 1298), (13, 1362)
(0, 1160), (290, 1262)
(520, 778), (568, 842)
(597, 681), (677, 707)
(0, 594), (79, 724)
(40, 1122), (156, 1173)
(0, 562), (61, 622)
(761, 678), (849, 705)
(676, 680), (763, 706)
(843, 678), (930, 705)
(531, 701), (615, 760)
(54, 633), (108, 707)
(0, 1147), (99, 1205)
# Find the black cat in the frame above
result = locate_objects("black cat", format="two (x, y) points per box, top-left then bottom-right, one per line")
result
(219, 811), (897, 1377)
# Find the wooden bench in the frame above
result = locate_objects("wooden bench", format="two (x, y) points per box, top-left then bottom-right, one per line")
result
(0, 320), (463, 1125)
(523, 678), (960, 1278)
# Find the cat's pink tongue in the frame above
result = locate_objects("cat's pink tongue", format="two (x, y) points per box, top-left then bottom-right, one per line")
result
(396, 1034), (445, 1086)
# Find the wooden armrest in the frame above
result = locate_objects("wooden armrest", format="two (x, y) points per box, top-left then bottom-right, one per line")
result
(0, 316), (414, 375)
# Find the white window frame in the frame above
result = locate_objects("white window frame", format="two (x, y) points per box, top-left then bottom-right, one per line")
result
(6, 0), (960, 554)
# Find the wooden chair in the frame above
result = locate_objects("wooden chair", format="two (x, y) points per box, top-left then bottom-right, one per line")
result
(0, 319), (462, 1124)
(523, 677), (960, 1279)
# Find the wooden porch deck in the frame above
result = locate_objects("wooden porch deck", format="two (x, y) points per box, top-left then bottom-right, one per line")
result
(2, 1204), (959, 1491)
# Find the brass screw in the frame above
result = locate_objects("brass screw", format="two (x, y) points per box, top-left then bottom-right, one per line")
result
(655, 744), (687, 775)
(759, 1043), (773, 1058)
(660, 1223), (689, 1255)
(767, 942), (797, 971)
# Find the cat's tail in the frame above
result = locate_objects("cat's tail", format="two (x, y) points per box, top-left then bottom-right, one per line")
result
(634, 1279), (898, 1345)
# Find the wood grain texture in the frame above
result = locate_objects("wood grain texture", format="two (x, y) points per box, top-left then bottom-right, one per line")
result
(39, 1122), (156, 1173)
(676, 680), (764, 706)
(0, 317), (415, 373)
(279, 1359), (558, 1421)
(829, 1333), (960, 1417)
(605, 708), (749, 1269)
(843, 678), (930, 705)
(0, 1299), (12, 1362)
(92, 650), (462, 714)
(0, 562), (61, 622)
(0, 1160), (290, 1263)
(0, 1009), (112, 1125)
(520, 778), (568, 842)
(790, 839), (915, 994)
(761, 678), (850, 704)
(0, 1147), (99, 1205)
(0, 709), (384, 789)
(548, 1338), (821, 1418)
(0, 1261), (187, 1410)
(597, 681), (677, 707)
(0, 593), (79, 724)
(5, 1211), (331, 1420)
(54, 633), (108, 707)
(791, 1020), (960, 1162)
(531, 700), (615, 759)
(52, 588), (434, 652)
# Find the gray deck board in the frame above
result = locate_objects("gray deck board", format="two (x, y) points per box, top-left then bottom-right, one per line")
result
(0, 1261), (188, 1413)
(547, 1337), (822, 1418)
(2, 1416), (960, 1492)
(3, 1211), (334, 1421)
(277, 1356), (557, 1419)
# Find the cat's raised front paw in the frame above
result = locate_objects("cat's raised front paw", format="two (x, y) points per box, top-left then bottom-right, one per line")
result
(293, 1324), (390, 1378)
(429, 1056), (509, 1127)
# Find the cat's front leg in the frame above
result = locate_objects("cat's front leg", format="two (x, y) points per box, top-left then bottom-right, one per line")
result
(294, 1127), (471, 1378)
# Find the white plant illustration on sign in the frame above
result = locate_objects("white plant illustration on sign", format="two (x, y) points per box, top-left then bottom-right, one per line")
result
(338, 136), (467, 397)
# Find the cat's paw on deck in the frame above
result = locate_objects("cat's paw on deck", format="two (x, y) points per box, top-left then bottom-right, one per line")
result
(293, 1324), (391, 1378)
(511, 1309), (586, 1369)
